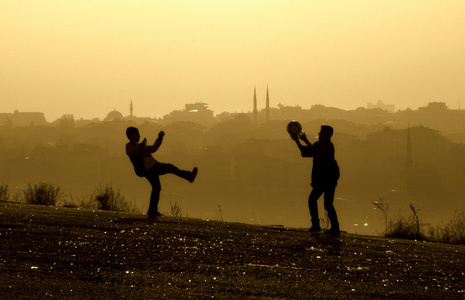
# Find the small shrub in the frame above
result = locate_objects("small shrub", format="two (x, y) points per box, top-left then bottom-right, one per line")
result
(409, 203), (421, 237)
(0, 184), (9, 202)
(12, 192), (23, 203)
(60, 195), (95, 209)
(386, 204), (425, 240)
(93, 186), (137, 213)
(429, 211), (465, 245)
(78, 195), (96, 209)
(24, 183), (61, 206)
(170, 201), (182, 217)
(387, 217), (420, 240)
(372, 196), (389, 235)
(216, 205), (224, 222)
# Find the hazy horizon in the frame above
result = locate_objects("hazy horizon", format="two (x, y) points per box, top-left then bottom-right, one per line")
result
(2, 1), (465, 121)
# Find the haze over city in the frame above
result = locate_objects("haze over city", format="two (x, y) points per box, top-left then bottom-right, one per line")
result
(2, 1), (465, 121)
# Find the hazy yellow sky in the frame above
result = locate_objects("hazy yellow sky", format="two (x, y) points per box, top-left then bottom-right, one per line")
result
(1, 1), (465, 121)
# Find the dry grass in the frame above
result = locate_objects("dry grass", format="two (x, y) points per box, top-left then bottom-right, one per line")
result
(23, 183), (62, 206)
(92, 185), (138, 213)
(0, 184), (8, 202)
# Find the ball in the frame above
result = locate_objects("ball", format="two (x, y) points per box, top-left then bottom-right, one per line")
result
(287, 121), (302, 135)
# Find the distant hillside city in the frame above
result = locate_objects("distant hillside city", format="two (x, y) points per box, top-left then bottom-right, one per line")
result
(2, 98), (465, 141)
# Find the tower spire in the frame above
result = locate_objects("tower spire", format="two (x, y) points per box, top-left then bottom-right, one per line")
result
(266, 85), (270, 122)
(406, 124), (413, 167)
(130, 100), (133, 117)
(406, 124), (414, 195)
(253, 86), (257, 124)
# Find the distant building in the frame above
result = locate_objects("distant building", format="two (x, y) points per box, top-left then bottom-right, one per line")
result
(104, 110), (124, 121)
(367, 100), (395, 112)
(418, 102), (448, 111)
(102, 104), (155, 125)
(275, 103), (304, 120)
(0, 110), (47, 127)
(162, 102), (215, 125)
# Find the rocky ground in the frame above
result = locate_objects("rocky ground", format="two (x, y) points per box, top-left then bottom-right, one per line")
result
(0, 202), (464, 299)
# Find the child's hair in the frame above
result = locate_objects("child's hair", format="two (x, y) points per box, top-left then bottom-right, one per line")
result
(126, 126), (138, 139)
(321, 125), (334, 138)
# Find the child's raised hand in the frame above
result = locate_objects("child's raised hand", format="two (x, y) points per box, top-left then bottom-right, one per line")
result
(298, 132), (308, 140)
(290, 132), (299, 141)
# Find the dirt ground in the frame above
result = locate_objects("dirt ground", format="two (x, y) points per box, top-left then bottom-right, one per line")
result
(0, 202), (464, 299)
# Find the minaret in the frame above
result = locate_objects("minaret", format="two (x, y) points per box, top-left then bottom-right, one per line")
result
(266, 85), (270, 122)
(253, 86), (257, 124)
(406, 124), (413, 168)
(130, 100), (133, 117)
(406, 124), (414, 195)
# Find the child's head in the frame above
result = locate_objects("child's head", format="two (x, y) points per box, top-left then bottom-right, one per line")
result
(126, 127), (140, 142)
(319, 125), (333, 140)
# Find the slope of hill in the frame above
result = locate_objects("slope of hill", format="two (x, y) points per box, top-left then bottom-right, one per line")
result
(0, 203), (464, 299)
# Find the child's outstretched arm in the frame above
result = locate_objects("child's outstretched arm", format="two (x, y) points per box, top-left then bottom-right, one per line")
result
(291, 132), (313, 157)
(299, 132), (312, 146)
(146, 131), (164, 153)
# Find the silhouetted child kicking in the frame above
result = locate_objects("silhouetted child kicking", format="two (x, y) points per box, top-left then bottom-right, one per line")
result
(290, 125), (340, 235)
(125, 126), (198, 218)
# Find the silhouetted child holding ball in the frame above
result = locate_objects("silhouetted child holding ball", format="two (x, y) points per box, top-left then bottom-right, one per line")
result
(290, 125), (340, 235)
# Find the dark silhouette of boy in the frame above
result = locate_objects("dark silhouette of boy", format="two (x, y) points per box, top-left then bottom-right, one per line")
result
(290, 125), (340, 235)
(125, 127), (198, 218)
